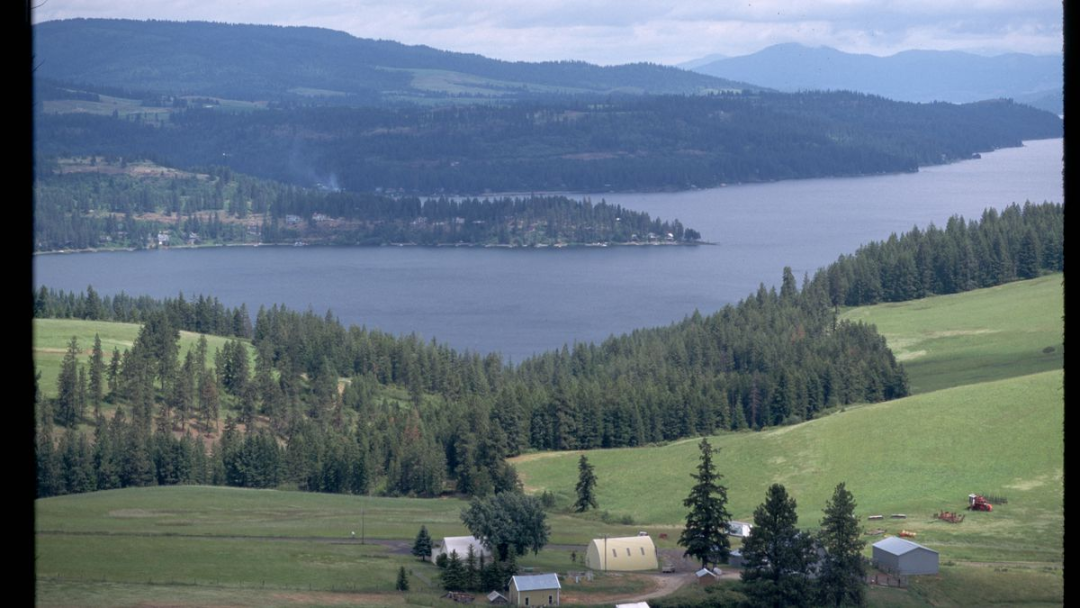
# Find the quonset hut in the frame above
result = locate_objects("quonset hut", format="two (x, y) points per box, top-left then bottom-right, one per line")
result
(584, 536), (658, 571)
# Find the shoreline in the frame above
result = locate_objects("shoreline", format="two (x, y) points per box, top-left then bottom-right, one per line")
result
(33, 239), (714, 256)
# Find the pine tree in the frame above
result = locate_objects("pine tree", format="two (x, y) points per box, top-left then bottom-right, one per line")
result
(89, 334), (105, 411)
(442, 550), (465, 591)
(741, 483), (817, 608)
(412, 525), (433, 561)
(396, 565), (410, 591)
(678, 437), (732, 567)
(573, 454), (599, 512)
(56, 336), (81, 427)
(817, 483), (867, 607)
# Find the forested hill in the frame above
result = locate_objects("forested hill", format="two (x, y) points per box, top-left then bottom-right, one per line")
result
(35, 93), (1062, 195)
(33, 19), (752, 104)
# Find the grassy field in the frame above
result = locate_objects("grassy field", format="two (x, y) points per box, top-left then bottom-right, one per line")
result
(34, 486), (654, 607)
(514, 370), (1063, 562)
(33, 318), (252, 402)
(840, 273), (1063, 394)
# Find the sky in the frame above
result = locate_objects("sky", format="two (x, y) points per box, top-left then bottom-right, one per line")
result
(32, 1), (1063, 66)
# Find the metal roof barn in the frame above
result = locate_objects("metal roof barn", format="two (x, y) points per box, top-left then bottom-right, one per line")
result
(872, 537), (939, 575)
(509, 573), (561, 606)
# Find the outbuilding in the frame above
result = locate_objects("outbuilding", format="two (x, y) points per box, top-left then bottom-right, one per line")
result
(872, 537), (939, 575)
(433, 535), (492, 562)
(509, 573), (561, 606)
(727, 521), (754, 537)
(584, 535), (659, 571)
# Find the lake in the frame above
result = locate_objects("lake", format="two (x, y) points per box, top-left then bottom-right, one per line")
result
(33, 138), (1063, 363)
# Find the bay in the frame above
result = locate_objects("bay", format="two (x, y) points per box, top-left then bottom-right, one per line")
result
(33, 138), (1063, 363)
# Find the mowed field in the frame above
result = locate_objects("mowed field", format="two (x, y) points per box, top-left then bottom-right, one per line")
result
(34, 275), (1064, 606)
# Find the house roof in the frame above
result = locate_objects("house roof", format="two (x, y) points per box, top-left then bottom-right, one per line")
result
(512, 573), (561, 592)
(438, 536), (491, 558)
(695, 568), (720, 578)
(873, 537), (937, 556)
(587, 536), (657, 550)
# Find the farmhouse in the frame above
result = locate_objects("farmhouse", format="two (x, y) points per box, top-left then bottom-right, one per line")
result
(584, 535), (658, 571)
(872, 537), (939, 575)
(509, 573), (560, 606)
(432, 535), (492, 561)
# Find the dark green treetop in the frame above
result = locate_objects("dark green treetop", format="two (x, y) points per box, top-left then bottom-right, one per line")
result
(678, 437), (732, 567)
(573, 455), (599, 512)
(741, 483), (817, 608)
(817, 482), (867, 607)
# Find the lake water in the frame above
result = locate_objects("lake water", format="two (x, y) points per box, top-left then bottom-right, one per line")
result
(33, 138), (1063, 363)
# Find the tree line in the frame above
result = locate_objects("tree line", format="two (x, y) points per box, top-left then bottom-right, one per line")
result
(805, 202), (1063, 306)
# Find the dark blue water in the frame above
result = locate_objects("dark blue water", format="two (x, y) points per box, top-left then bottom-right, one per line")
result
(33, 139), (1063, 363)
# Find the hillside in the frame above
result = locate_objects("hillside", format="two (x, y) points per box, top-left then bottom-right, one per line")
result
(33, 19), (754, 105)
(34, 93), (1063, 195)
(840, 274), (1064, 394)
(687, 44), (1063, 114)
(513, 275), (1064, 564)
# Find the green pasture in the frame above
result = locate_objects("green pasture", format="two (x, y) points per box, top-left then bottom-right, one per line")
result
(841, 273), (1063, 394)
(35, 485), (653, 546)
(514, 370), (1063, 563)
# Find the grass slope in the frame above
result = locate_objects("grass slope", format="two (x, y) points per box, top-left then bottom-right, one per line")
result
(514, 370), (1063, 562)
(840, 273), (1063, 394)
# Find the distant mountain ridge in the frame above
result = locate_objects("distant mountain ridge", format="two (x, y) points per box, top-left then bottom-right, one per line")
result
(686, 43), (1062, 113)
(33, 18), (758, 104)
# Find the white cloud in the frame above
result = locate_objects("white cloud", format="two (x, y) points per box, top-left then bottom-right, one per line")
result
(31, 0), (1063, 64)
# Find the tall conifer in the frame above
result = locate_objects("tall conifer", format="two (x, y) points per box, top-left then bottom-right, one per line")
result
(678, 437), (732, 567)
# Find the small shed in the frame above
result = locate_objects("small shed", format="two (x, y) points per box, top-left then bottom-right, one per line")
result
(584, 536), (658, 571)
(487, 591), (509, 604)
(695, 567), (721, 585)
(872, 537), (939, 575)
(509, 573), (561, 606)
(727, 521), (753, 538)
(728, 549), (743, 568)
(433, 536), (492, 562)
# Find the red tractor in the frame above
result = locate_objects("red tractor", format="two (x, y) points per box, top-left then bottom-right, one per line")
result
(968, 494), (993, 512)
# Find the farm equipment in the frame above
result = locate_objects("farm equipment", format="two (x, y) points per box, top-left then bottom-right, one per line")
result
(968, 494), (993, 512)
(898, 530), (917, 538)
(935, 510), (965, 523)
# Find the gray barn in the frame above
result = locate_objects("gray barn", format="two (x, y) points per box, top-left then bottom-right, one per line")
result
(872, 537), (939, 575)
